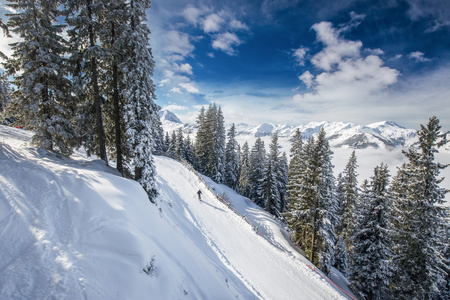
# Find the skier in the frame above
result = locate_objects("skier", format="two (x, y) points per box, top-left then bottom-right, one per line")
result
(197, 189), (202, 201)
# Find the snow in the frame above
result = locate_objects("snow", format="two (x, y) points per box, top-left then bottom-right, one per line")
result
(0, 125), (349, 299)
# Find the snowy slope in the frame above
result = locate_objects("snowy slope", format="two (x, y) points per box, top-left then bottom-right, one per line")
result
(0, 125), (348, 299)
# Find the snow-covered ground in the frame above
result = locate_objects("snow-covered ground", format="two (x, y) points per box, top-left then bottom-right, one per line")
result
(0, 125), (351, 299)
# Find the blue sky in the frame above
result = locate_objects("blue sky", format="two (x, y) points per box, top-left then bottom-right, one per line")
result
(148, 0), (450, 129)
(1, 0), (449, 129)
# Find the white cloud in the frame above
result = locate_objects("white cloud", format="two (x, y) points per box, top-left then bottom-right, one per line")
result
(162, 30), (195, 59)
(299, 71), (314, 88)
(182, 5), (209, 26)
(180, 82), (200, 94)
(203, 13), (224, 33)
(292, 47), (308, 66)
(229, 19), (249, 31)
(408, 51), (431, 62)
(170, 87), (182, 94)
(212, 32), (242, 55)
(164, 104), (188, 111)
(292, 21), (399, 113)
(179, 63), (193, 75)
(311, 22), (363, 71)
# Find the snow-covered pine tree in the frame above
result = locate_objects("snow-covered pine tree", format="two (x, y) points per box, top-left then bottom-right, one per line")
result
(238, 141), (251, 197)
(0, 20), (9, 113)
(292, 128), (336, 274)
(66, 0), (108, 162)
(391, 116), (449, 300)
(183, 135), (196, 167)
(315, 128), (337, 274)
(6, 0), (75, 155)
(334, 234), (349, 278)
(0, 72), (10, 113)
(225, 123), (240, 190)
(212, 106), (226, 183)
(168, 131), (176, 156)
(278, 152), (289, 212)
(162, 131), (170, 153)
(195, 106), (208, 173)
(337, 151), (359, 252)
(120, 0), (160, 201)
(351, 163), (395, 300)
(249, 137), (266, 208)
(175, 128), (184, 158)
(261, 133), (282, 216)
(285, 128), (307, 247)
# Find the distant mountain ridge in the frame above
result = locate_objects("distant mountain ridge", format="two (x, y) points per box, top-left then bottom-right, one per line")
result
(160, 110), (419, 150)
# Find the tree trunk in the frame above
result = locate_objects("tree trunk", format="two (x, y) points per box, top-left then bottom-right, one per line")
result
(111, 22), (123, 175)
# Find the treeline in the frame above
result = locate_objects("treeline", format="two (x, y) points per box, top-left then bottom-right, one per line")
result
(0, 0), (162, 200)
(163, 104), (289, 216)
(165, 107), (449, 300)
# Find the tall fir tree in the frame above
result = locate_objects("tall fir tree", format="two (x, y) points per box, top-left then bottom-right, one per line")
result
(225, 123), (240, 190)
(261, 133), (282, 215)
(351, 163), (395, 300)
(391, 116), (449, 300)
(6, 0), (75, 155)
(336, 151), (359, 252)
(238, 141), (251, 197)
(66, 0), (108, 162)
(285, 129), (307, 248)
(120, 0), (160, 200)
(249, 137), (266, 208)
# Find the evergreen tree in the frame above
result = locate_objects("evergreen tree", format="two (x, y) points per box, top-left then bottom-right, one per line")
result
(287, 128), (337, 274)
(285, 129), (306, 246)
(195, 106), (208, 173)
(175, 128), (184, 158)
(261, 133), (282, 215)
(212, 106), (226, 183)
(249, 137), (266, 208)
(168, 131), (176, 156)
(183, 135), (196, 166)
(66, 0), (108, 162)
(336, 151), (359, 252)
(238, 141), (251, 197)
(6, 0), (75, 155)
(334, 234), (349, 277)
(225, 123), (240, 190)
(351, 163), (395, 300)
(391, 116), (449, 300)
(120, 0), (160, 200)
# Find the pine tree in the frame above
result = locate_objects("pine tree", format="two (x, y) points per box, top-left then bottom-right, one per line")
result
(261, 133), (282, 215)
(184, 135), (196, 166)
(195, 106), (208, 173)
(336, 151), (359, 252)
(225, 123), (240, 190)
(288, 128), (337, 274)
(212, 106), (226, 183)
(391, 116), (449, 300)
(66, 0), (108, 162)
(120, 0), (160, 200)
(285, 129), (306, 246)
(6, 0), (75, 155)
(238, 141), (251, 197)
(351, 163), (395, 300)
(175, 128), (184, 158)
(249, 137), (266, 208)
(334, 234), (349, 277)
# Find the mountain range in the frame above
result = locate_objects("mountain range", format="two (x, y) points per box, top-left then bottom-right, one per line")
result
(160, 110), (420, 151)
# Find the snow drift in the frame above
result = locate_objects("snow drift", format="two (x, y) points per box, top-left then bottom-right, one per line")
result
(0, 125), (349, 299)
